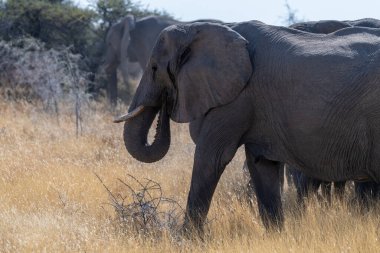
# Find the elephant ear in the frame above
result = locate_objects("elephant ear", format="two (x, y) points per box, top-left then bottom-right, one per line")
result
(170, 23), (252, 123)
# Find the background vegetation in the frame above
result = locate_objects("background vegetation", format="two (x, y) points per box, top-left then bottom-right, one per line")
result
(0, 0), (171, 102)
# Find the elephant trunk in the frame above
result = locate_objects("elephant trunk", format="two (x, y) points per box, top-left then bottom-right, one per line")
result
(123, 105), (170, 163)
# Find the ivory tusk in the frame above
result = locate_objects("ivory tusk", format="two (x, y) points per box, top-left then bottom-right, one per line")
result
(113, 105), (145, 123)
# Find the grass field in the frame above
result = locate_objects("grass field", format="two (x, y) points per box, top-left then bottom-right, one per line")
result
(1, 100), (379, 252)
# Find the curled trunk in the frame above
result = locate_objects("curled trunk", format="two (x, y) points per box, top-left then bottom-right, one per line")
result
(123, 105), (170, 163)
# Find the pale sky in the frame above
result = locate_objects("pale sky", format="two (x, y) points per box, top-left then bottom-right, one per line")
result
(77, 0), (380, 25)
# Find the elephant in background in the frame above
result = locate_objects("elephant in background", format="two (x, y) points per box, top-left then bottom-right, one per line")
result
(287, 18), (380, 205)
(347, 18), (380, 28)
(105, 15), (136, 106)
(290, 18), (380, 34)
(115, 20), (380, 232)
(105, 15), (222, 106)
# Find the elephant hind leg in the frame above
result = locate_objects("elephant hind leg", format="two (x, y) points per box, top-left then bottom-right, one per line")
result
(245, 147), (284, 230)
(355, 181), (379, 209)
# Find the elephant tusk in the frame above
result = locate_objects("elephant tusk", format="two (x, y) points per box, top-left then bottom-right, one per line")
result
(113, 105), (145, 123)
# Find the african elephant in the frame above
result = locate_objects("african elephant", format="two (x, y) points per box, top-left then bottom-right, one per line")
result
(189, 19), (380, 205)
(289, 18), (380, 204)
(105, 15), (222, 106)
(105, 15), (136, 106)
(115, 21), (380, 231)
(289, 18), (380, 34)
(346, 18), (380, 28)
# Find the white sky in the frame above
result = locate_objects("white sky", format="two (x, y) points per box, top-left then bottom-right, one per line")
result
(76, 0), (380, 25)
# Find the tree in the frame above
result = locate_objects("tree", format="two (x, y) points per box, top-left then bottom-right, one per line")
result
(1, 0), (97, 52)
(95, 0), (172, 35)
(0, 0), (172, 99)
(283, 0), (303, 26)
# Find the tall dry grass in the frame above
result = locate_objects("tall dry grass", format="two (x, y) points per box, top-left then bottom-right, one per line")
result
(0, 100), (379, 252)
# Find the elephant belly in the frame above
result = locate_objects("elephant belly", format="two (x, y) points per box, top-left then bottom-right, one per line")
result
(287, 117), (374, 182)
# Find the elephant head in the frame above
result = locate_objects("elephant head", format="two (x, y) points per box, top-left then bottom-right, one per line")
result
(105, 15), (136, 106)
(114, 23), (252, 163)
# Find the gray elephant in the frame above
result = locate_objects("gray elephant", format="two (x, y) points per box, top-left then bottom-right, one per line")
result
(189, 19), (380, 205)
(289, 18), (380, 204)
(290, 18), (380, 34)
(105, 15), (136, 106)
(115, 21), (380, 232)
(105, 15), (221, 106)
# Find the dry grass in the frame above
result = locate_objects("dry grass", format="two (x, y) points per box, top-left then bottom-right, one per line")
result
(1, 100), (380, 252)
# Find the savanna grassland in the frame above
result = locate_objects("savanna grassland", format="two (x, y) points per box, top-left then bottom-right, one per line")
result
(1, 100), (380, 252)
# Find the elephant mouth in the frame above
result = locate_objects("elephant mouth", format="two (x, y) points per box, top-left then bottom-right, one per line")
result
(113, 105), (146, 123)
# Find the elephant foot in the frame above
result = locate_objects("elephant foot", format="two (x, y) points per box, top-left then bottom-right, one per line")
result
(260, 212), (284, 232)
(179, 220), (205, 241)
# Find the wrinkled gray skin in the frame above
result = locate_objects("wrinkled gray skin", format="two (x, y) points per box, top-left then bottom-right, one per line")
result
(190, 18), (380, 205)
(288, 18), (380, 204)
(105, 15), (222, 106)
(119, 21), (380, 231)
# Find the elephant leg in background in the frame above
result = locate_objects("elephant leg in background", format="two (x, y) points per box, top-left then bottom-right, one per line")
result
(105, 62), (118, 107)
(284, 164), (295, 188)
(279, 165), (285, 195)
(333, 181), (346, 201)
(245, 147), (284, 230)
(118, 60), (134, 104)
(292, 169), (320, 204)
(320, 181), (332, 202)
(355, 182), (380, 207)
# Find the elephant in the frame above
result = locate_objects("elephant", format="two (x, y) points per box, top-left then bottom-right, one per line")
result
(189, 19), (380, 205)
(105, 15), (136, 106)
(288, 18), (380, 204)
(289, 18), (380, 34)
(346, 18), (380, 28)
(114, 21), (380, 232)
(105, 15), (222, 106)
(289, 20), (351, 34)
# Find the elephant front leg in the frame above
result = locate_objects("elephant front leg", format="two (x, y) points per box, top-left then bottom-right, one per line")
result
(245, 149), (284, 230)
(183, 140), (239, 234)
(183, 155), (227, 234)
